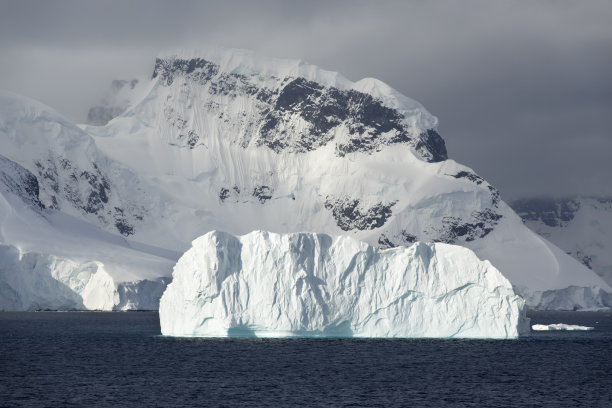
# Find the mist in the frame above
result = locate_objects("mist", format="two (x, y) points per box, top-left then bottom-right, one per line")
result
(1, 0), (611, 200)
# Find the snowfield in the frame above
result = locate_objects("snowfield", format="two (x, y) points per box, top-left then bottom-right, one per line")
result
(160, 230), (530, 339)
(512, 197), (612, 286)
(0, 48), (610, 311)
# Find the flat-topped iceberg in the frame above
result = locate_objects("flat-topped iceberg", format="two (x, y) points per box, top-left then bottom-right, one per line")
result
(532, 323), (594, 331)
(159, 231), (529, 338)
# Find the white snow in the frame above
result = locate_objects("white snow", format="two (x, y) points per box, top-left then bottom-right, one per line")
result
(0, 244), (117, 311)
(518, 197), (612, 286)
(531, 323), (594, 331)
(1, 48), (611, 311)
(159, 230), (530, 339)
(0, 114), (176, 310)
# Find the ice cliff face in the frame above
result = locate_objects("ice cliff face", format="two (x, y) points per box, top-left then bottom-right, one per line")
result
(159, 230), (529, 339)
(1, 48), (610, 310)
(512, 197), (612, 288)
(0, 241), (170, 311)
(0, 244), (117, 311)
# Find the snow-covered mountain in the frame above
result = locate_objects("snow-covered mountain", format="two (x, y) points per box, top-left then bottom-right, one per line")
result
(0, 94), (176, 310)
(1, 48), (610, 311)
(512, 197), (612, 286)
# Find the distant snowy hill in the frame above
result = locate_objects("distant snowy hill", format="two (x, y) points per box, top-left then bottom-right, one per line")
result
(1, 48), (610, 311)
(0, 94), (175, 310)
(512, 197), (612, 286)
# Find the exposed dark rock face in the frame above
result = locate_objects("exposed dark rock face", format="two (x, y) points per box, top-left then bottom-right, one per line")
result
(260, 77), (447, 161)
(218, 187), (230, 202)
(113, 207), (134, 236)
(152, 57), (219, 86)
(252, 185), (273, 203)
(452, 171), (500, 208)
(181, 130), (200, 149)
(511, 198), (580, 227)
(325, 196), (396, 231)
(488, 186), (501, 207)
(577, 251), (593, 269)
(377, 234), (396, 249)
(0, 155), (44, 210)
(401, 231), (418, 243)
(415, 130), (447, 162)
(377, 230), (417, 249)
(163, 106), (203, 149)
(153, 57), (448, 162)
(2, 154), (140, 237)
(453, 171), (484, 185)
(32, 156), (140, 236)
(209, 72), (260, 97)
(434, 209), (502, 244)
(219, 184), (276, 204)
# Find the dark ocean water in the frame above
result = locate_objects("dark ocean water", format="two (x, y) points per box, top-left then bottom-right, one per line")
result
(1, 311), (611, 407)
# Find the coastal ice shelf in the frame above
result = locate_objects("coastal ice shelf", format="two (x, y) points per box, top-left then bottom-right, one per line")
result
(159, 231), (530, 339)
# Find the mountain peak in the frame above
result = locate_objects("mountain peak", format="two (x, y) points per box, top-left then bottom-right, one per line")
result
(147, 49), (444, 161)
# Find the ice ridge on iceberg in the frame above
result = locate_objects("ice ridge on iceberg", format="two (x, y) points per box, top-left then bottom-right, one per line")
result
(159, 230), (530, 339)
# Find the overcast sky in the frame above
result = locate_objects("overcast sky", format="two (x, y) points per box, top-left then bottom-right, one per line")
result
(1, 0), (611, 200)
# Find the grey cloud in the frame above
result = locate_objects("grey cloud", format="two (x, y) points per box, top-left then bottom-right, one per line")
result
(0, 0), (610, 200)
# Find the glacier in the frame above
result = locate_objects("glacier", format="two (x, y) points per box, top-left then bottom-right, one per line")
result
(1, 47), (611, 311)
(159, 230), (530, 339)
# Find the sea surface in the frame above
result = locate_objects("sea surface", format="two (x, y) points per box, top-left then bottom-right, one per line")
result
(1, 311), (611, 407)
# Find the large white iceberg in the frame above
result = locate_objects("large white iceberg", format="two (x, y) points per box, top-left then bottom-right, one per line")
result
(159, 230), (530, 339)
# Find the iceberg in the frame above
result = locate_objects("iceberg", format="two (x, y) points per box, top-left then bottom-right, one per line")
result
(531, 323), (594, 331)
(0, 244), (117, 311)
(0, 243), (171, 311)
(159, 230), (530, 339)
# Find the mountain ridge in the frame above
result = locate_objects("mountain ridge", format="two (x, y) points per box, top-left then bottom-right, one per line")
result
(0, 48), (610, 311)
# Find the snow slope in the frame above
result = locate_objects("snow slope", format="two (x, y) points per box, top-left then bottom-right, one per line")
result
(160, 230), (529, 339)
(1, 48), (610, 310)
(0, 114), (176, 310)
(512, 197), (612, 287)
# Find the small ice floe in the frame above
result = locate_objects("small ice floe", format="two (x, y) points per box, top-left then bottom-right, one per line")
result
(531, 323), (594, 331)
